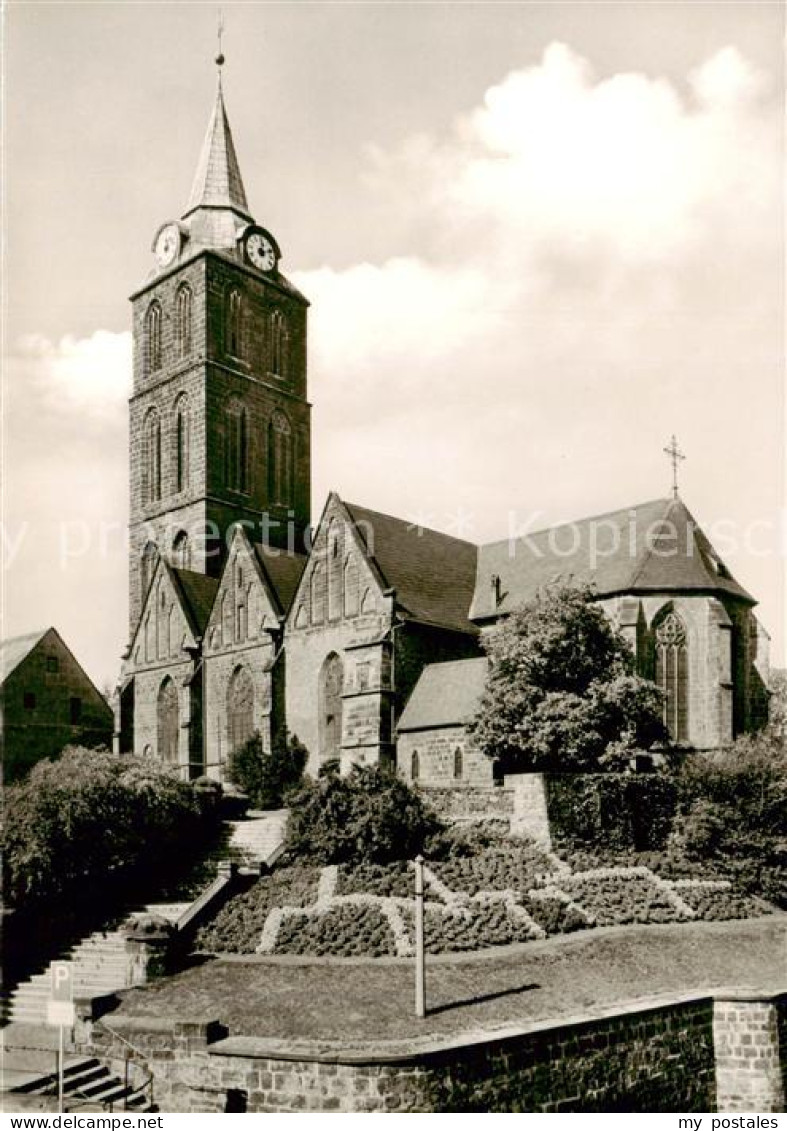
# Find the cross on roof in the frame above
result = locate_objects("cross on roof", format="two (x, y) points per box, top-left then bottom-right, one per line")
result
(663, 434), (685, 499)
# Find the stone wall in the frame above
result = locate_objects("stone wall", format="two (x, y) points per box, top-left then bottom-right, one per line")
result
(398, 727), (495, 788)
(74, 988), (787, 1113)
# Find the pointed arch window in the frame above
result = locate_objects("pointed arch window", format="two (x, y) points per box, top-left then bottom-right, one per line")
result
(143, 408), (162, 503)
(157, 676), (179, 764)
(654, 609), (689, 743)
(145, 301), (162, 374)
(310, 563), (326, 625)
(176, 284), (192, 359)
(319, 652), (344, 763)
(227, 666), (255, 754)
(141, 541), (159, 597)
(267, 410), (293, 506)
(225, 399), (249, 493)
(174, 394), (189, 494)
(226, 288), (243, 358)
(172, 530), (190, 569)
(453, 747), (463, 780)
(343, 556), (359, 618)
(411, 750), (420, 781)
(270, 310), (287, 377)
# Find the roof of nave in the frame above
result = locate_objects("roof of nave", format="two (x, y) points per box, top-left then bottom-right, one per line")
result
(397, 656), (489, 732)
(342, 500), (479, 637)
(253, 545), (308, 616)
(0, 627), (50, 685)
(169, 568), (220, 638)
(470, 496), (754, 621)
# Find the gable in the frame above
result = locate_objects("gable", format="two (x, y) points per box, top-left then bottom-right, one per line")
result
(0, 628), (49, 686)
(129, 560), (200, 669)
(287, 493), (389, 633)
(204, 526), (281, 654)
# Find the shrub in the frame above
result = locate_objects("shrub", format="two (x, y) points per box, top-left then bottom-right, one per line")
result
(469, 579), (666, 772)
(1, 747), (208, 905)
(547, 772), (679, 852)
(672, 732), (787, 907)
(284, 765), (441, 865)
(227, 730), (308, 810)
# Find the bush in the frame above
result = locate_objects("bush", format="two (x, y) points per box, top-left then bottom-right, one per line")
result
(672, 733), (787, 907)
(1, 747), (209, 905)
(547, 772), (679, 852)
(284, 764), (441, 865)
(227, 730), (308, 810)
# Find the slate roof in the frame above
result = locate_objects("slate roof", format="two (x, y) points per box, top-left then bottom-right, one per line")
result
(253, 545), (308, 615)
(170, 568), (220, 637)
(343, 501), (479, 636)
(185, 76), (250, 219)
(0, 627), (49, 685)
(398, 657), (489, 732)
(470, 497), (754, 621)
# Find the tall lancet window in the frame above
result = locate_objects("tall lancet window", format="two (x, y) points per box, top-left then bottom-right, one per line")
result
(143, 408), (162, 503)
(226, 288), (243, 358)
(270, 310), (287, 377)
(176, 284), (192, 359)
(225, 398), (249, 494)
(654, 609), (689, 743)
(145, 301), (162, 374)
(267, 411), (293, 505)
(174, 395), (189, 493)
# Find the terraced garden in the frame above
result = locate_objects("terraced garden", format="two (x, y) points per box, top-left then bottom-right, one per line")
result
(195, 837), (777, 958)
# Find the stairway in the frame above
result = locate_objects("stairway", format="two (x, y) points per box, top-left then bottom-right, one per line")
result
(1, 902), (189, 1027)
(228, 809), (288, 867)
(8, 1056), (155, 1112)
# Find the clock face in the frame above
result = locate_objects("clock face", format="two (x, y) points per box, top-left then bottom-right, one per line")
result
(246, 232), (277, 272)
(154, 224), (180, 268)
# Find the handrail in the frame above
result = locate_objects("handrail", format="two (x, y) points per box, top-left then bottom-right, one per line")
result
(93, 1019), (155, 1111)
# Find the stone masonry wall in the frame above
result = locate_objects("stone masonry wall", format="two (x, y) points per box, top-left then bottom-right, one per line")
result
(77, 992), (739, 1113)
(713, 993), (786, 1112)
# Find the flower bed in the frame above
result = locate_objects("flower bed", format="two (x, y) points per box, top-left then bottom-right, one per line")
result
(335, 861), (413, 899)
(195, 866), (319, 954)
(273, 902), (396, 957)
(195, 842), (779, 958)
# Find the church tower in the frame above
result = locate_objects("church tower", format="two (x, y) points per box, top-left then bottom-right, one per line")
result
(127, 63), (310, 633)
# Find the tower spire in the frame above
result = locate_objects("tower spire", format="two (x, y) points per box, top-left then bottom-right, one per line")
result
(183, 26), (250, 223)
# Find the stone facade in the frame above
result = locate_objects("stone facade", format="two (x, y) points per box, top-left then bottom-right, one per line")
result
(397, 726), (494, 787)
(1, 628), (113, 781)
(74, 988), (787, 1113)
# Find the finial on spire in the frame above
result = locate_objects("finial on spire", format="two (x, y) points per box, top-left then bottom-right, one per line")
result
(215, 9), (225, 67)
(663, 434), (685, 500)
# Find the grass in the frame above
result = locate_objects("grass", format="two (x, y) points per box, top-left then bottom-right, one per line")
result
(117, 916), (786, 1047)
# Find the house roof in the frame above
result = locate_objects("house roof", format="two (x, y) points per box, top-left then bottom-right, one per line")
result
(253, 545), (308, 615)
(398, 657), (489, 732)
(343, 501), (479, 636)
(169, 568), (220, 637)
(470, 497), (754, 621)
(0, 627), (49, 685)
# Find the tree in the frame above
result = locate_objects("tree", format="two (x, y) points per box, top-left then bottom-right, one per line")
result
(284, 764), (441, 865)
(468, 579), (666, 772)
(227, 730), (308, 809)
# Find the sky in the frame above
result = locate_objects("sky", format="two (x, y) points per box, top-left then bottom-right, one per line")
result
(2, 0), (784, 689)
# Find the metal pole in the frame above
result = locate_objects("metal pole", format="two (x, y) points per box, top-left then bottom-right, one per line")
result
(414, 854), (425, 1018)
(58, 1024), (64, 1113)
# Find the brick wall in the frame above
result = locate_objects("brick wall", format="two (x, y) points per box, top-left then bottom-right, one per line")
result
(713, 993), (786, 1112)
(79, 991), (730, 1113)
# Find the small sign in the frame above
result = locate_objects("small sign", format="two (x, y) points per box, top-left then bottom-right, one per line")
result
(47, 999), (75, 1027)
(47, 962), (75, 1028)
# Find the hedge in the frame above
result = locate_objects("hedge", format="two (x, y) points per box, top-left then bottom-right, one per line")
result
(546, 772), (678, 851)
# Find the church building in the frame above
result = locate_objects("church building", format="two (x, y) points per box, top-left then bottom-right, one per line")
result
(115, 64), (770, 782)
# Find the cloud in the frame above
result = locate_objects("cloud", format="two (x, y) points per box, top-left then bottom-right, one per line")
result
(15, 330), (132, 423)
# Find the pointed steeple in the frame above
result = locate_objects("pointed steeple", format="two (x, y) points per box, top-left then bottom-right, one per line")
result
(184, 73), (251, 220)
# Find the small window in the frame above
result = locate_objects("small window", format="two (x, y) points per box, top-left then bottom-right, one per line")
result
(23, 691), (36, 710)
(70, 697), (82, 725)
(453, 747), (463, 780)
(411, 749), (420, 781)
(46, 656), (59, 674)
